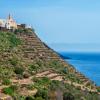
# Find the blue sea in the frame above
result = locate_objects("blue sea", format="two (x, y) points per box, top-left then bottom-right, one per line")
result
(59, 52), (100, 86)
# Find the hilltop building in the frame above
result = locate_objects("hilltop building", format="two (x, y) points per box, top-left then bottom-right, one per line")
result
(6, 14), (17, 29)
(0, 14), (17, 30)
(0, 14), (33, 31)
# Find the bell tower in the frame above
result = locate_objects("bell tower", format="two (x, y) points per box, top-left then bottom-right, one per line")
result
(7, 14), (13, 20)
(8, 14), (11, 19)
(6, 14), (17, 29)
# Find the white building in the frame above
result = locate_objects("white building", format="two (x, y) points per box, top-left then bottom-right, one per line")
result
(0, 19), (6, 27)
(0, 14), (17, 29)
(25, 24), (32, 29)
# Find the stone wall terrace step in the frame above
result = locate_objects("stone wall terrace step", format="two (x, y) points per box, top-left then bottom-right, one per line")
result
(22, 44), (43, 47)
(50, 75), (63, 81)
(21, 35), (39, 38)
(23, 59), (34, 63)
(25, 39), (41, 42)
(36, 49), (51, 52)
(24, 40), (41, 43)
(42, 72), (55, 76)
(24, 43), (43, 45)
(19, 37), (39, 41)
(46, 73), (59, 78)
(37, 50), (55, 53)
(47, 56), (60, 59)
(36, 47), (49, 49)
(36, 70), (52, 77)
(37, 70), (52, 74)
(18, 35), (37, 38)
(47, 55), (59, 57)
(22, 48), (35, 51)
(30, 45), (45, 48)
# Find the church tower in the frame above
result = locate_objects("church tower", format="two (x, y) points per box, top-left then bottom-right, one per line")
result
(8, 14), (12, 20)
(6, 14), (17, 29)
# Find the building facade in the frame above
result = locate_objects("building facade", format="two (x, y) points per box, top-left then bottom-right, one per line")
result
(0, 19), (6, 28)
(0, 14), (17, 30)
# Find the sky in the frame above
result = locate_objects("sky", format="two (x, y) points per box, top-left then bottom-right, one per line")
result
(0, 0), (100, 52)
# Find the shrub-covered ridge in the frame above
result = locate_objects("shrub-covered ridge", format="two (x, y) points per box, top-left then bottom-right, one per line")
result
(0, 29), (100, 100)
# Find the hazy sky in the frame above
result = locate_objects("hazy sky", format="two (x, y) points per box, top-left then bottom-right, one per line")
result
(0, 0), (100, 52)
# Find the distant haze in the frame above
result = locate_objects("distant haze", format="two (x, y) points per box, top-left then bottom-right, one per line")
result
(48, 43), (100, 53)
(0, 0), (100, 52)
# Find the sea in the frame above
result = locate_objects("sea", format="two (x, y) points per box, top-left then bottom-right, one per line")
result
(59, 52), (100, 86)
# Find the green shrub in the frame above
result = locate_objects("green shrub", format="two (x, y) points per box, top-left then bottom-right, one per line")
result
(35, 77), (50, 88)
(29, 64), (39, 72)
(35, 89), (48, 100)
(0, 32), (21, 52)
(49, 60), (63, 69)
(97, 87), (100, 92)
(14, 67), (24, 75)
(49, 80), (60, 90)
(15, 29), (33, 35)
(8, 33), (21, 47)
(26, 84), (34, 90)
(9, 58), (18, 66)
(62, 67), (68, 74)
(2, 79), (11, 85)
(3, 87), (14, 95)
(15, 29), (24, 34)
(0, 67), (13, 79)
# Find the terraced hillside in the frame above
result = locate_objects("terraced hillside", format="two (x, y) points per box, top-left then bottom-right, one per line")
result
(0, 29), (100, 100)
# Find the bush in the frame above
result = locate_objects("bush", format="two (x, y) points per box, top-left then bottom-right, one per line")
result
(3, 85), (18, 96)
(49, 80), (60, 90)
(9, 58), (18, 66)
(49, 60), (62, 69)
(3, 87), (14, 95)
(26, 84), (34, 90)
(62, 67), (68, 74)
(14, 67), (24, 75)
(29, 64), (39, 72)
(0, 66), (13, 79)
(2, 79), (11, 85)
(97, 87), (100, 92)
(35, 89), (48, 100)
(8, 33), (22, 47)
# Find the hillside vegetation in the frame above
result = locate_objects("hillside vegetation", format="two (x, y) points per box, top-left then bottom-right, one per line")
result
(0, 29), (100, 100)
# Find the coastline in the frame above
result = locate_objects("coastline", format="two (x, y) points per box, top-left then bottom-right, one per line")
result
(59, 51), (100, 86)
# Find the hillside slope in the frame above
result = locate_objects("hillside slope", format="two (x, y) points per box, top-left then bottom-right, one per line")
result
(0, 29), (100, 100)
